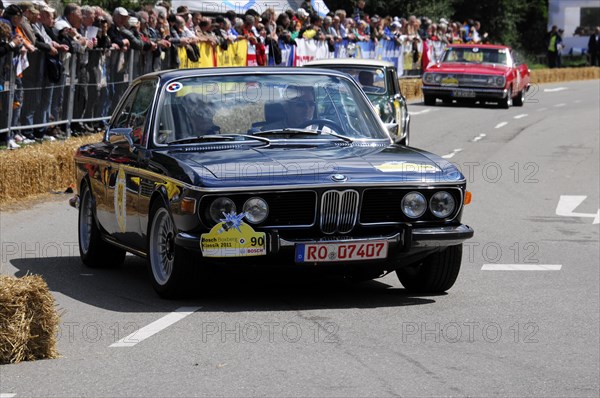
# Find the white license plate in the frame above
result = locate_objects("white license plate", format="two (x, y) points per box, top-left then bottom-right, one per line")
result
(452, 89), (476, 98)
(295, 241), (388, 263)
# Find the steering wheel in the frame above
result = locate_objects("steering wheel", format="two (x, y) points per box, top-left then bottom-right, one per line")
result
(296, 118), (344, 134)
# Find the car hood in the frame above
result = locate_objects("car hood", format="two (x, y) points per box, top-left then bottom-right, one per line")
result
(427, 62), (510, 75)
(163, 143), (463, 188)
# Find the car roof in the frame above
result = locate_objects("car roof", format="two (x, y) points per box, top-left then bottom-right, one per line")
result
(303, 59), (396, 68)
(447, 44), (512, 50)
(137, 66), (354, 83)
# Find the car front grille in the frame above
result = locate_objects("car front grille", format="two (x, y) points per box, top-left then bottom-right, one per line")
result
(320, 190), (359, 234)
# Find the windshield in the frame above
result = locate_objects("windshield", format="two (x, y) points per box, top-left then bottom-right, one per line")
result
(442, 47), (512, 66)
(153, 73), (389, 146)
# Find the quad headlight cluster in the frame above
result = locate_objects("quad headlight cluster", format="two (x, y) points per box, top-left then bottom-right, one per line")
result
(208, 197), (269, 224)
(487, 76), (505, 87)
(401, 191), (456, 219)
(423, 73), (443, 84)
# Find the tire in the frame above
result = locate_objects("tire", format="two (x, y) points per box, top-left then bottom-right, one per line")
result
(147, 201), (194, 298)
(396, 244), (462, 293)
(499, 86), (512, 109)
(513, 89), (525, 106)
(424, 95), (436, 106)
(78, 182), (126, 268)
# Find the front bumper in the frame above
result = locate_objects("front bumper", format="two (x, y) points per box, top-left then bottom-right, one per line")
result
(422, 86), (507, 100)
(175, 224), (474, 255)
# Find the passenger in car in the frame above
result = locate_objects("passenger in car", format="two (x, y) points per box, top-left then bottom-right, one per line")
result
(181, 93), (220, 136)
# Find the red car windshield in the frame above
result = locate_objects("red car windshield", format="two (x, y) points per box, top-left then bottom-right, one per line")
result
(442, 47), (510, 66)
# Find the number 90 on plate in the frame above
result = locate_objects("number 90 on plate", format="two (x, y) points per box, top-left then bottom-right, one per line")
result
(295, 241), (388, 263)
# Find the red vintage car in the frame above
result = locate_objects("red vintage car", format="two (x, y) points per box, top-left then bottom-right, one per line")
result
(422, 44), (530, 108)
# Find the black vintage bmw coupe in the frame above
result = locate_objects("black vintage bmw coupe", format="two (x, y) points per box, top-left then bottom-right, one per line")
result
(72, 67), (473, 297)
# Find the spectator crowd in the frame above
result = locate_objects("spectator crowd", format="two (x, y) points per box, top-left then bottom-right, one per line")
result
(1, 0), (598, 150)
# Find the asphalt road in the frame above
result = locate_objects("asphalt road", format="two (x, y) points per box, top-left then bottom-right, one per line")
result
(1, 79), (599, 397)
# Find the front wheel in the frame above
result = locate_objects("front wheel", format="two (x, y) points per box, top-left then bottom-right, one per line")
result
(499, 86), (513, 109)
(148, 202), (195, 298)
(396, 244), (462, 293)
(78, 182), (125, 268)
(513, 89), (525, 106)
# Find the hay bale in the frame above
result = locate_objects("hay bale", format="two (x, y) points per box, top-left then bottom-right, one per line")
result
(0, 134), (102, 205)
(0, 275), (60, 364)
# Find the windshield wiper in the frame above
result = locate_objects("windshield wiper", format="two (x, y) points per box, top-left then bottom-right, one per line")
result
(167, 134), (270, 145)
(255, 128), (354, 142)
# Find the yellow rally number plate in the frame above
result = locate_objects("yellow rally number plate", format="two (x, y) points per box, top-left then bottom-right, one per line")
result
(201, 217), (266, 258)
(441, 77), (459, 86)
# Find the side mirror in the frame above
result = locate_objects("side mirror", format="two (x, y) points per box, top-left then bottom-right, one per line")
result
(107, 128), (135, 152)
(384, 122), (399, 137)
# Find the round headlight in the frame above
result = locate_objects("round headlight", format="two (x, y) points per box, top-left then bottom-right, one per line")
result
(434, 74), (443, 83)
(430, 191), (456, 218)
(243, 197), (269, 224)
(424, 73), (433, 83)
(401, 192), (427, 219)
(209, 197), (236, 223)
(495, 76), (505, 86)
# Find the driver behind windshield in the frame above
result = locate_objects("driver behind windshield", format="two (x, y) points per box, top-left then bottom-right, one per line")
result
(283, 86), (316, 127)
(260, 86), (316, 130)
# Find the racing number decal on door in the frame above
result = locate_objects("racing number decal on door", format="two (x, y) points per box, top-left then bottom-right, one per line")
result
(114, 167), (127, 232)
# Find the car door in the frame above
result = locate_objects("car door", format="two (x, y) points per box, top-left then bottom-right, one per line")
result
(105, 80), (157, 250)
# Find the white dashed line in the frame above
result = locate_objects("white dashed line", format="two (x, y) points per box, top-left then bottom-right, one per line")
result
(110, 306), (201, 348)
(495, 122), (508, 129)
(556, 195), (600, 224)
(554, 103), (566, 107)
(481, 264), (562, 271)
(408, 109), (431, 116)
(543, 87), (568, 92)
(514, 114), (528, 119)
(441, 148), (463, 159)
(472, 133), (486, 142)
(1, 394), (17, 398)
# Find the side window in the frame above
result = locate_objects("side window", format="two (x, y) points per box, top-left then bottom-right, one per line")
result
(129, 81), (157, 145)
(112, 85), (139, 129)
(111, 80), (157, 145)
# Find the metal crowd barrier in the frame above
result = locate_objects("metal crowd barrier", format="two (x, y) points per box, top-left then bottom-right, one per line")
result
(1, 39), (431, 139)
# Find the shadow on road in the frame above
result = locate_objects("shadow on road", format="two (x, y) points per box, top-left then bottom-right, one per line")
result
(10, 255), (438, 312)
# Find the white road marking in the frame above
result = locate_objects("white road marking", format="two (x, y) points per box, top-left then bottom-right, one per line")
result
(110, 306), (201, 348)
(514, 114), (528, 119)
(554, 103), (566, 107)
(441, 148), (463, 159)
(482, 264), (562, 271)
(495, 122), (508, 129)
(537, 107), (548, 112)
(472, 133), (487, 142)
(408, 109), (431, 116)
(556, 195), (600, 224)
(1, 394), (17, 398)
(543, 87), (568, 92)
